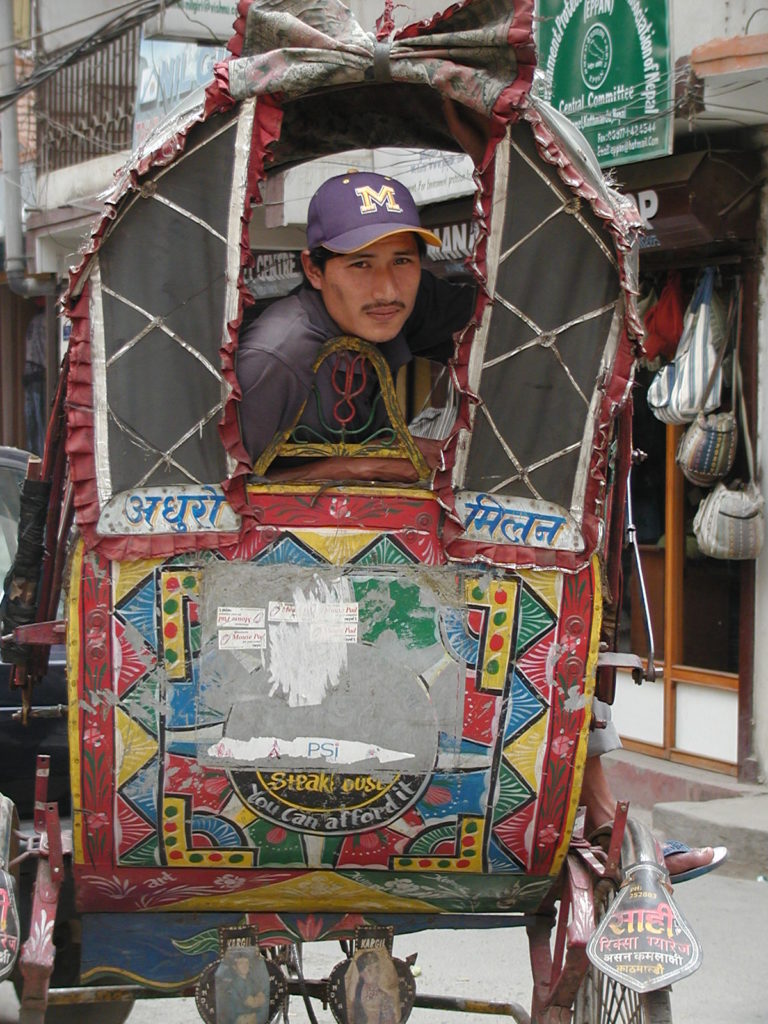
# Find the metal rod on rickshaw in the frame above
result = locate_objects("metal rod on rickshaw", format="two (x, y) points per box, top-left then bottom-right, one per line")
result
(625, 463), (657, 683)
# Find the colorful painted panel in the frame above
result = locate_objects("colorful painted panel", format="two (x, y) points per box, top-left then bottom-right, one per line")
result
(70, 503), (599, 915)
(81, 909), (535, 988)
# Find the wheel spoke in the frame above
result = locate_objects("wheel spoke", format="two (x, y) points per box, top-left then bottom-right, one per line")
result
(572, 883), (672, 1024)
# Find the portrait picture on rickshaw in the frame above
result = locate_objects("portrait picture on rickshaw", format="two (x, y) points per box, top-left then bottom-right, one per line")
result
(0, 0), (731, 1022)
(214, 946), (270, 1024)
(345, 948), (401, 1024)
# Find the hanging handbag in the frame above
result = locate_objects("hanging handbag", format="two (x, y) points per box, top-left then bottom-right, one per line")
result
(643, 270), (683, 362)
(693, 360), (764, 560)
(676, 411), (737, 487)
(647, 268), (727, 424)
(675, 284), (739, 487)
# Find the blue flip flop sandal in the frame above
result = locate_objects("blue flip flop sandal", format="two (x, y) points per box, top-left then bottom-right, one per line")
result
(663, 840), (728, 883)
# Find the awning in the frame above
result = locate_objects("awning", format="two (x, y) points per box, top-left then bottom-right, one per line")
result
(688, 32), (768, 131)
(616, 149), (761, 255)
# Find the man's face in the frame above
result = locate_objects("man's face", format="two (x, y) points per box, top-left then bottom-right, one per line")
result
(360, 958), (381, 983)
(301, 233), (422, 343)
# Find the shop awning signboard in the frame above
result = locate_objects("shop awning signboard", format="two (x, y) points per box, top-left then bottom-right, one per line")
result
(245, 252), (304, 300)
(537, 0), (673, 167)
(133, 35), (228, 149)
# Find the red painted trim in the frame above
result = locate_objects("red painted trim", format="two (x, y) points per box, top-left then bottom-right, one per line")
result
(529, 565), (595, 874)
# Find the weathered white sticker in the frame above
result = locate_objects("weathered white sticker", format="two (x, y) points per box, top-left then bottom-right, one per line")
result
(268, 600), (298, 623)
(208, 735), (415, 765)
(216, 606), (265, 628)
(309, 622), (358, 644)
(267, 578), (354, 707)
(269, 601), (358, 623)
(218, 628), (267, 650)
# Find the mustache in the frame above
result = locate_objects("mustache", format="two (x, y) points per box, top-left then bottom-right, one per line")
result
(362, 301), (406, 311)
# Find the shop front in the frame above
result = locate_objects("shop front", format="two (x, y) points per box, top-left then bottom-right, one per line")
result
(613, 148), (762, 780)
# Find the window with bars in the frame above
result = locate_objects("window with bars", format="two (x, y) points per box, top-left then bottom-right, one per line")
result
(36, 27), (139, 175)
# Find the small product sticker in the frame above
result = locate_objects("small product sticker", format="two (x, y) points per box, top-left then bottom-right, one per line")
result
(309, 622), (358, 643)
(218, 628), (267, 650)
(269, 601), (358, 623)
(216, 607), (265, 628)
(268, 601), (299, 623)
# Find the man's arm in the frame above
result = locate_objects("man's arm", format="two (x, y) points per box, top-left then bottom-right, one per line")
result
(237, 346), (309, 463)
(404, 272), (476, 362)
(441, 96), (496, 168)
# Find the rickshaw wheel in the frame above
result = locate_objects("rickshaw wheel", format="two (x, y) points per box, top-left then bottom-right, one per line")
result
(571, 880), (673, 1024)
(572, 967), (672, 1023)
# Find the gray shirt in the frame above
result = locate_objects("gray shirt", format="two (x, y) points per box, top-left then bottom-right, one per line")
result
(237, 274), (474, 462)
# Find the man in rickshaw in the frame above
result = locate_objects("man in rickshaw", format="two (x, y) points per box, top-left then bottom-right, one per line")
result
(236, 170), (723, 884)
(237, 168), (473, 480)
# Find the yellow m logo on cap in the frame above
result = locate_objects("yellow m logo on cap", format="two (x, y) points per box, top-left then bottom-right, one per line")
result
(355, 184), (403, 215)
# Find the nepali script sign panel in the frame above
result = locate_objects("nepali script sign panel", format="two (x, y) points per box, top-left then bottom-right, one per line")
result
(537, 0), (673, 167)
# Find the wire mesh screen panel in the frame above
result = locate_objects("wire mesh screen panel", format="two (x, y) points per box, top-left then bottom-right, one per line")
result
(93, 108), (242, 495)
(461, 125), (622, 513)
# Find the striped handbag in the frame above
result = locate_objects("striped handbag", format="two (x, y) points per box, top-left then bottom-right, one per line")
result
(693, 360), (764, 560)
(676, 410), (737, 487)
(675, 282), (738, 487)
(647, 268), (727, 425)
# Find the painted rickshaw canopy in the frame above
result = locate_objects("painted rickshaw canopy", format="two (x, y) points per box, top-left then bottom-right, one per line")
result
(64, 0), (643, 568)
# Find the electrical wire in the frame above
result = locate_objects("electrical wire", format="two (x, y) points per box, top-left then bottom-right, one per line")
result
(0, 0), (151, 56)
(744, 8), (768, 33)
(0, 0), (185, 113)
(5, 0), (768, 191)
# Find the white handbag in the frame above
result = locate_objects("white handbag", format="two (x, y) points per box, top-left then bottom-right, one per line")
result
(647, 268), (727, 425)
(694, 361), (764, 560)
(675, 286), (738, 487)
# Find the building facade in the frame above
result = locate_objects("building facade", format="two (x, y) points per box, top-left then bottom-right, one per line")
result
(600, 3), (768, 784)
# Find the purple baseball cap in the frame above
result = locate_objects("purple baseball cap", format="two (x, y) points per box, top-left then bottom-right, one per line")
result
(306, 171), (442, 253)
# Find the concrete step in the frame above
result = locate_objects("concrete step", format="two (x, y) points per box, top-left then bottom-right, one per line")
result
(653, 794), (768, 880)
(602, 749), (768, 880)
(602, 749), (764, 808)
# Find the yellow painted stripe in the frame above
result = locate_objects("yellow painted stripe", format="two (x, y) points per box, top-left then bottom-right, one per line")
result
(504, 713), (548, 792)
(393, 815), (485, 872)
(150, 870), (440, 914)
(115, 708), (158, 789)
(67, 539), (85, 864)
(161, 796), (254, 869)
(517, 567), (561, 615)
(247, 484), (436, 500)
(113, 556), (165, 605)
(291, 529), (383, 564)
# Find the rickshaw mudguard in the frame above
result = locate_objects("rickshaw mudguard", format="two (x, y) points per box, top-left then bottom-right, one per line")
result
(68, 494), (601, 982)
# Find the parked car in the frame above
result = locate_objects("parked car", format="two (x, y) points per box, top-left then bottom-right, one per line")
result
(0, 446), (69, 818)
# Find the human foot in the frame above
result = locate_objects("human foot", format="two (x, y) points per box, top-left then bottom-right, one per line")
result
(663, 841), (728, 883)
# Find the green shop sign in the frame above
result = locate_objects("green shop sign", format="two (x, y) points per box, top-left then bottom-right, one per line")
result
(537, 0), (673, 167)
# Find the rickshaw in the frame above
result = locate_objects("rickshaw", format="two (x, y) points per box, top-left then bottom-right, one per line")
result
(1, 0), (706, 1020)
